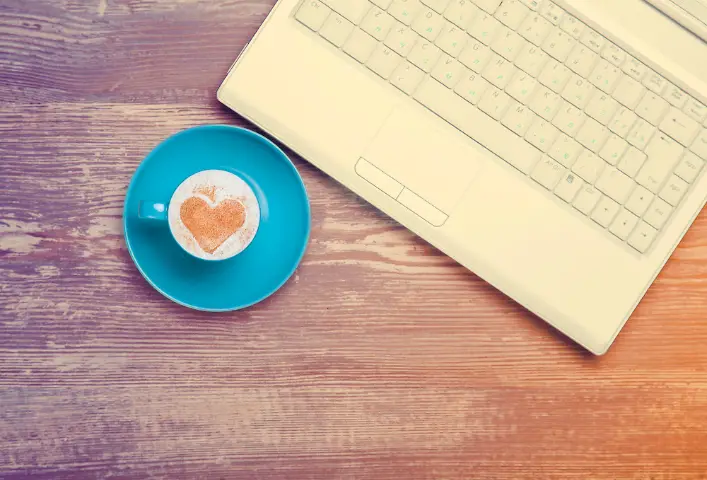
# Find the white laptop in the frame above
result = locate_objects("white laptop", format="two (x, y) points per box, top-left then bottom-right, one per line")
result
(218, 0), (707, 354)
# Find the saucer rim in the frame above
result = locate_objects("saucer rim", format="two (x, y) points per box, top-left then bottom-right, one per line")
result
(123, 124), (311, 312)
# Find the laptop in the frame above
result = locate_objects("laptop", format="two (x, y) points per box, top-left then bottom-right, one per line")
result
(218, 0), (707, 354)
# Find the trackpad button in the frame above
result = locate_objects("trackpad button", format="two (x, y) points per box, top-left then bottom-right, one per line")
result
(363, 106), (484, 213)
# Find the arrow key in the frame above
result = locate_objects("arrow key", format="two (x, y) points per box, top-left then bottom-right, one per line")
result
(590, 195), (620, 228)
(609, 209), (639, 241)
(625, 184), (654, 216)
(628, 221), (658, 253)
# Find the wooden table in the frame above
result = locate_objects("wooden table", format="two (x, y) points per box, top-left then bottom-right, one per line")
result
(2, 1), (707, 478)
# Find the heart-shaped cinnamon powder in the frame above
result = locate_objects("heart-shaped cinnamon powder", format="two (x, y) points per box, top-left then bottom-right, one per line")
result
(180, 197), (246, 254)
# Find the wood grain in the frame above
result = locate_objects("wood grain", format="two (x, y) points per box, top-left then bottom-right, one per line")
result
(2, 1), (707, 478)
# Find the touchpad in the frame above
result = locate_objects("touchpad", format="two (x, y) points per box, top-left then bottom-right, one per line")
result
(363, 107), (484, 213)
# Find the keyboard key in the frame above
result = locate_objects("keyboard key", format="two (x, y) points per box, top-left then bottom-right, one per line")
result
(389, 0), (424, 25)
(539, 1), (564, 25)
(643, 71), (668, 95)
(575, 116), (609, 152)
(518, 0), (540, 10)
(663, 85), (689, 109)
(635, 92), (670, 125)
(549, 133), (583, 167)
(454, 71), (491, 104)
(491, 27), (526, 60)
(611, 75), (646, 110)
(421, 0), (451, 13)
(609, 107), (638, 138)
(591, 196), (620, 227)
(625, 185), (654, 216)
(609, 209), (639, 241)
(398, 188), (449, 226)
(372, 0), (393, 7)
(391, 61), (426, 94)
(361, 7), (396, 40)
(599, 134), (628, 166)
(560, 14), (585, 39)
(494, 0), (531, 29)
(412, 8), (446, 40)
(627, 118), (656, 150)
(589, 59), (621, 93)
(552, 101), (586, 137)
(443, 0), (480, 28)
(356, 158), (403, 197)
(660, 108), (700, 146)
(413, 77), (541, 173)
(343, 29), (378, 62)
(554, 170), (583, 202)
(538, 59), (571, 92)
(585, 93), (619, 126)
(636, 133), (684, 193)
(518, 12), (553, 45)
(458, 39), (493, 72)
(296, 0), (332, 30)
(475, 0), (503, 13)
(525, 118), (559, 152)
(659, 174), (688, 206)
(572, 149), (605, 183)
(385, 22), (420, 56)
(684, 98), (707, 123)
(482, 54), (516, 88)
(367, 44), (403, 78)
(320, 13), (356, 47)
(601, 42), (625, 67)
(628, 221), (658, 253)
(321, 0), (372, 23)
(617, 146), (647, 177)
(501, 102), (537, 135)
(515, 43), (549, 76)
(542, 27), (575, 62)
(408, 39), (443, 72)
(435, 22), (468, 56)
(622, 55), (647, 81)
(561, 74), (595, 109)
(565, 44), (599, 77)
(431, 54), (465, 87)
(531, 155), (565, 188)
(468, 12), (502, 44)
(573, 185), (601, 215)
(478, 86), (512, 119)
(643, 198), (673, 230)
(691, 128), (707, 159)
(596, 166), (633, 203)
(675, 151), (705, 183)
(580, 27), (605, 53)
(505, 71), (537, 103)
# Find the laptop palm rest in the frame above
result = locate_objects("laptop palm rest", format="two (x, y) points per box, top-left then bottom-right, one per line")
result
(362, 107), (484, 217)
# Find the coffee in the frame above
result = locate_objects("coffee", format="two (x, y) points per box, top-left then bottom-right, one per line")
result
(168, 170), (260, 260)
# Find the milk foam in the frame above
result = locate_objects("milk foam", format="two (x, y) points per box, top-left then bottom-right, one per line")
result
(168, 170), (260, 260)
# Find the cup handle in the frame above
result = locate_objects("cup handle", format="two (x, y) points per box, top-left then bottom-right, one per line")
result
(138, 201), (168, 221)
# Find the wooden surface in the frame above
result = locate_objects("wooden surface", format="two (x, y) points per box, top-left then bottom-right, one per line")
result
(2, 1), (707, 478)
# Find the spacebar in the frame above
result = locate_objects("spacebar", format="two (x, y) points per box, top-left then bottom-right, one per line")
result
(413, 78), (542, 174)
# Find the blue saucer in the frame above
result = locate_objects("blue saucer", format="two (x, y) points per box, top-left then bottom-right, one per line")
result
(123, 125), (310, 311)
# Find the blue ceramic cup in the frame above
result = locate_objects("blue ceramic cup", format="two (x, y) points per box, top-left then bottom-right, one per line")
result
(123, 125), (310, 311)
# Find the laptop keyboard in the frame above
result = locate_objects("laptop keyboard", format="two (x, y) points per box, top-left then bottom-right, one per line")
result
(294, 0), (707, 253)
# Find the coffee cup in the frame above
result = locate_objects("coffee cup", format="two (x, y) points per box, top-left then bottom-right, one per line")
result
(138, 169), (260, 261)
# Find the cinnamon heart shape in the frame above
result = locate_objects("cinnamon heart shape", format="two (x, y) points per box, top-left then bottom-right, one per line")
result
(180, 197), (246, 254)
